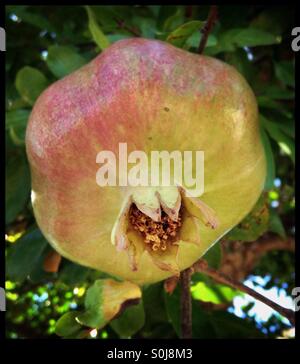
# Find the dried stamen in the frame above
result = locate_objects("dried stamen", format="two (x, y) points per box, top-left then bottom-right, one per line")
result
(129, 204), (182, 252)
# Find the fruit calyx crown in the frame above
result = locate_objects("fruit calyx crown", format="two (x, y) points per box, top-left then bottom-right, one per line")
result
(111, 185), (219, 275)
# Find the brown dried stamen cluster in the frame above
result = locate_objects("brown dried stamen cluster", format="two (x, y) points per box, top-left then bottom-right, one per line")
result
(129, 204), (182, 252)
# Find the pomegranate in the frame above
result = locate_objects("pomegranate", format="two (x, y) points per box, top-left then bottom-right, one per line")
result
(26, 38), (266, 285)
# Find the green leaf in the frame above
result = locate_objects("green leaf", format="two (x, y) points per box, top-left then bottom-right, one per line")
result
(11, 8), (55, 32)
(6, 109), (30, 130)
(162, 7), (185, 32)
(258, 96), (293, 119)
(132, 17), (156, 39)
(59, 262), (91, 285)
(77, 281), (105, 329)
(89, 6), (132, 33)
(206, 29), (241, 54)
(9, 127), (26, 146)
(211, 311), (265, 338)
(192, 273), (242, 304)
(85, 6), (110, 50)
(275, 61), (295, 88)
(46, 46), (86, 78)
(166, 20), (204, 48)
(269, 209), (286, 239)
(191, 280), (240, 304)
(260, 127), (275, 190)
(226, 194), (269, 242)
(156, 6), (179, 30)
(6, 109), (31, 146)
(262, 113), (295, 139)
(6, 98), (28, 112)
(233, 28), (281, 47)
(164, 286), (216, 338)
(260, 115), (295, 163)
(192, 303), (217, 339)
(202, 242), (221, 269)
(110, 301), (145, 338)
(55, 312), (83, 337)
(77, 279), (141, 329)
(260, 85), (294, 100)
(207, 28), (280, 55)
(186, 33), (217, 49)
(277, 120), (295, 139)
(5, 145), (31, 224)
(15, 67), (49, 106)
(148, 5), (161, 18)
(6, 228), (49, 282)
(143, 283), (168, 326)
(163, 285), (181, 337)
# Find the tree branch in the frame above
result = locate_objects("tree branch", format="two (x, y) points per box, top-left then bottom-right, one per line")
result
(180, 268), (192, 338)
(194, 259), (295, 326)
(220, 235), (295, 281)
(198, 5), (218, 54)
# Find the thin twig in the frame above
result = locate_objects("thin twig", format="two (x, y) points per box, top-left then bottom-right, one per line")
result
(198, 5), (218, 54)
(114, 18), (141, 37)
(194, 259), (295, 326)
(180, 268), (192, 338)
(185, 5), (194, 19)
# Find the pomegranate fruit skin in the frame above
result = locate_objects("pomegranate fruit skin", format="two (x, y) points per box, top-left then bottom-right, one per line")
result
(26, 38), (266, 285)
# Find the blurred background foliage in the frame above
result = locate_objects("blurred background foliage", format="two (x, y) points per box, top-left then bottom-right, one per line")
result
(5, 5), (295, 339)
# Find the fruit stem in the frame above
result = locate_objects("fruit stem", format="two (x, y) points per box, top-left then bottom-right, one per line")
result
(180, 268), (193, 338)
(198, 5), (218, 54)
